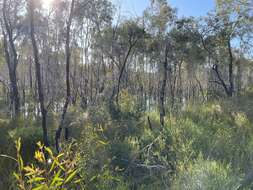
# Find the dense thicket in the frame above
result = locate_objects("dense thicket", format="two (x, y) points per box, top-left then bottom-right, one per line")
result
(0, 0), (252, 189)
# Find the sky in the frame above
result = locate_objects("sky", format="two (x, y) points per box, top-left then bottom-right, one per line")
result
(113, 0), (215, 18)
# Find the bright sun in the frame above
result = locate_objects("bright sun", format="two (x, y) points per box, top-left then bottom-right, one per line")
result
(42, 0), (53, 8)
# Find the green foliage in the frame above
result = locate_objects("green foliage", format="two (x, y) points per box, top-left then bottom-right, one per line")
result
(0, 120), (16, 189)
(78, 123), (126, 190)
(78, 97), (175, 189)
(88, 104), (111, 127)
(172, 157), (242, 190)
(178, 102), (253, 171)
(79, 97), (253, 189)
(14, 138), (81, 190)
(118, 90), (136, 114)
(10, 126), (53, 163)
(1, 94), (253, 189)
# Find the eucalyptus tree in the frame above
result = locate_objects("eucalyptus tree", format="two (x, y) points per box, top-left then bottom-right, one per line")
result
(217, 0), (253, 89)
(214, 1), (253, 188)
(170, 18), (207, 104)
(0, 0), (25, 117)
(114, 21), (145, 104)
(55, 0), (75, 153)
(199, 0), (252, 97)
(95, 20), (145, 105)
(76, 0), (113, 105)
(28, 0), (50, 146)
(54, 0), (114, 151)
(144, 0), (176, 126)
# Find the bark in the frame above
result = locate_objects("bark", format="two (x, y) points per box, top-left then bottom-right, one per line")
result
(227, 39), (234, 96)
(2, 0), (20, 117)
(29, 0), (49, 146)
(236, 61), (242, 95)
(212, 64), (230, 96)
(177, 60), (183, 103)
(159, 44), (169, 127)
(55, 0), (75, 153)
(169, 63), (178, 108)
(201, 35), (234, 97)
(195, 75), (206, 102)
(29, 57), (33, 94)
(115, 39), (138, 104)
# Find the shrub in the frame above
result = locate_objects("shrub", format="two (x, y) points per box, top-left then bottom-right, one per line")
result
(176, 103), (253, 171)
(0, 120), (16, 189)
(14, 138), (81, 190)
(10, 126), (53, 163)
(172, 157), (242, 190)
(88, 104), (111, 127)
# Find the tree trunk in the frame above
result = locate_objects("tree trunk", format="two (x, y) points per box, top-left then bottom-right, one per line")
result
(201, 35), (233, 97)
(2, 0), (20, 117)
(55, 0), (75, 153)
(227, 39), (234, 97)
(159, 44), (169, 126)
(29, 0), (49, 147)
(115, 40), (138, 104)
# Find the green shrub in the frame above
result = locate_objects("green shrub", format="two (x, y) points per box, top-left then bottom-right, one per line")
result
(172, 157), (242, 190)
(14, 138), (81, 190)
(175, 103), (253, 171)
(88, 104), (111, 127)
(10, 126), (54, 163)
(0, 120), (16, 189)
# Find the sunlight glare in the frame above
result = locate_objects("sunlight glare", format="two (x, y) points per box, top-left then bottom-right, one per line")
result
(42, 0), (53, 9)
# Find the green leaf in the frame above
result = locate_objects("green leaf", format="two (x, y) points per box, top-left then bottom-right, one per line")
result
(49, 160), (56, 173)
(65, 169), (78, 184)
(32, 185), (48, 190)
(18, 156), (24, 170)
(13, 172), (20, 180)
(55, 181), (64, 187)
(16, 138), (21, 152)
(56, 153), (64, 159)
(97, 140), (108, 145)
(74, 179), (82, 184)
(45, 147), (53, 156)
(27, 177), (45, 183)
(89, 175), (97, 182)
(50, 170), (62, 187)
(24, 166), (35, 173)
(54, 160), (65, 171)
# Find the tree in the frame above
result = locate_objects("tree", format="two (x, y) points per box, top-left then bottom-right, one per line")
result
(55, 0), (75, 153)
(144, 0), (175, 126)
(1, 0), (22, 117)
(170, 18), (207, 103)
(199, 0), (252, 97)
(96, 20), (145, 105)
(28, 0), (49, 146)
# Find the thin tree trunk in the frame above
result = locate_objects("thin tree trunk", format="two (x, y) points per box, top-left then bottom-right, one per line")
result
(169, 64), (177, 108)
(159, 44), (169, 127)
(115, 40), (138, 104)
(236, 61), (242, 95)
(201, 35), (233, 97)
(55, 0), (75, 153)
(227, 39), (234, 96)
(2, 0), (20, 117)
(29, 0), (49, 146)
